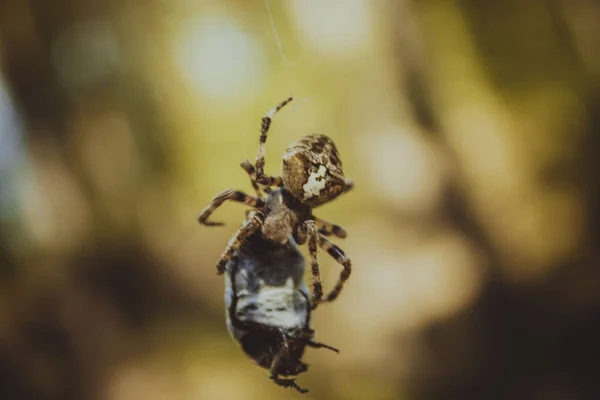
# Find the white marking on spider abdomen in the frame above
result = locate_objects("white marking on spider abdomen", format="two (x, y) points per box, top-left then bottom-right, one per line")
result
(303, 164), (328, 199)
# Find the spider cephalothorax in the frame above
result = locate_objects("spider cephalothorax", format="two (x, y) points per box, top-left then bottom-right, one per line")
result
(198, 97), (353, 393)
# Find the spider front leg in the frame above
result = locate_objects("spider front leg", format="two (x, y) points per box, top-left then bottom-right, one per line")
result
(240, 159), (283, 196)
(254, 97), (293, 186)
(318, 234), (352, 302)
(314, 217), (348, 239)
(215, 211), (264, 274)
(198, 189), (264, 226)
(343, 178), (355, 193)
(240, 159), (261, 196)
(296, 220), (324, 310)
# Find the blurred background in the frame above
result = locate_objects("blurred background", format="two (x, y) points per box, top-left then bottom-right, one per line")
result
(1, 0), (599, 399)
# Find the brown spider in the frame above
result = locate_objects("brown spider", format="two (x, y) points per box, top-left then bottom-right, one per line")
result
(198, 97), (353, 392)
(198, 96), (353, 308)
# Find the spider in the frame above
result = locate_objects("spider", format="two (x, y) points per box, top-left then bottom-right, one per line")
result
(198, 96), (353, 308)
(196, 97), (353, 393)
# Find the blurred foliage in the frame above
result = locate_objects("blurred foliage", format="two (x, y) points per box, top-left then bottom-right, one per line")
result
(1, 0), (599, 399)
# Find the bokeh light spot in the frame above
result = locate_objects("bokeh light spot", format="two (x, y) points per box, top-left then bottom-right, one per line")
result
(289, 0), (373, 57)
(175, 17), (265, 100)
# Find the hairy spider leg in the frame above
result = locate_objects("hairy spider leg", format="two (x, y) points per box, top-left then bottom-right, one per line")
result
(215, 211), (264, 274)
(240, 159), (262, 196)
(314, 217), (348, 239)
(198, 189), (264, 226)
(240, 158), (283, 196)
(255, 97), (294, 185)
(296, 220), (325, 310)
(343, 178), (355, 193)
(317, 234), (352, 302)
(307, 221), (324, 309)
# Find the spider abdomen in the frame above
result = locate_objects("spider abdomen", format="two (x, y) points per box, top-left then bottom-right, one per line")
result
(282, 134), (347, 207)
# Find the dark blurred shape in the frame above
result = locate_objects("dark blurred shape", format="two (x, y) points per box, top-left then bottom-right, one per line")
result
(0, 1), (216, 399)
(392, 1), (600, 399)
(411, 278), (600, 400)
(0, 237), (219, 400)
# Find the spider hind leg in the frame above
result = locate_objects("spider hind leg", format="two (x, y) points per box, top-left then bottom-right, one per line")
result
(318, 234), (352, 302)
(198, 189), (264, 226)
(214, 211), (264, 274)
(296, 220), (325, 310)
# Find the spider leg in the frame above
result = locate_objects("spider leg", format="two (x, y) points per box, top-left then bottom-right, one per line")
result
(343, 178), (355, 193)
(254, 97), (294, 185)
(198, 189), (264, 226)
(318, 234), (352, 303)
(215, 211), (264, 274)
(314, 217), (348, 239)
(240, 158), (283, 196)
(297, 220), (324, 310)
(240, 159), (262, 196)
